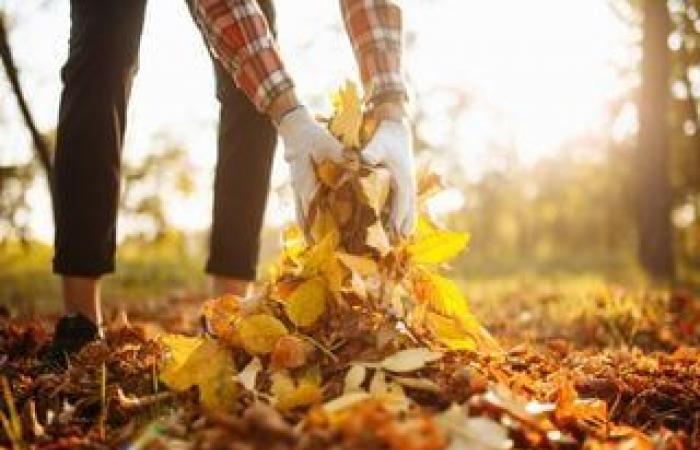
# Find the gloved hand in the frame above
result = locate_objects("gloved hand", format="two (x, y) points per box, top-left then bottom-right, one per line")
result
(361, 119), (416, 237)
(278, 106), (344, 227)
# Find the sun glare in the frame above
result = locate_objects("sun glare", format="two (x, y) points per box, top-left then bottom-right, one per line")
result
(3, 0), (636, 239)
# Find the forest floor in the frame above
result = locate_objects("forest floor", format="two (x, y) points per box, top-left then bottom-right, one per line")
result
(1, 277), (698, 450)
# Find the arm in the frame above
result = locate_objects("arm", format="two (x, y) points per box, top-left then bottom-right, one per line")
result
(192, 0), (297, 119)
(340, 0), (408, 111)
(192, 0), (344, 229)
(341, 0), (415, 236)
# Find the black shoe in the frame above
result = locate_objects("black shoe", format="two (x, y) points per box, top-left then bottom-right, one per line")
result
(41, 313), (99, 370)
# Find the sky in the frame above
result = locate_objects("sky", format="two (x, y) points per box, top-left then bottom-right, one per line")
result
(0, 0), (636, 242)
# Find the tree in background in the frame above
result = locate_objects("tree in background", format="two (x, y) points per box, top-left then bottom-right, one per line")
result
(636, 0), (676, 281)
(668, 0), (700, 283)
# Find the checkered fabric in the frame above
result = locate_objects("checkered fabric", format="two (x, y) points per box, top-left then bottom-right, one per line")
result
(340, 0), (407, 103)
(193, 0), (407, 113)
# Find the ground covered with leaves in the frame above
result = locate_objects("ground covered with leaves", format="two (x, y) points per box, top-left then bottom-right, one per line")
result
(2, 84), (700, 449)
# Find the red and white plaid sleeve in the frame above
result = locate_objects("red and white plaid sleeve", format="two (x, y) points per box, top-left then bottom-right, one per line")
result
(192, 0), (293, 113)
(340, 0), (408, 104)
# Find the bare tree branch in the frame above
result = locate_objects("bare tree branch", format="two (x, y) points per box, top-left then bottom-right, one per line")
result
(0, 12), (54, 207)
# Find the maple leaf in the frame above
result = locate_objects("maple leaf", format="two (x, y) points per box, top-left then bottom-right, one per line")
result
(285, 277), (328, 327)
(408, 216), (470, 265)
(159, 334), (238, 412)
(237, 314), (289, 354)
(329, 80), (363, 148)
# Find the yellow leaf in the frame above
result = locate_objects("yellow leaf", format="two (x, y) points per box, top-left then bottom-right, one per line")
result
(282, 224), (305, 261)
(159, 335), (238, 411)
(286, 277), (328, 327)
(301, 230), (338, 277)
(308, 211), (339, 252)
(237, 314), (288, 354)
(329, 81), (363, 148)
(316, 160), (344, 188)
(201, 295), (242, 346)
(271, 372), (323, 411)
(426, 272), (472, 319)
(425, 312), (477, 351)
(336, 252), (378, 276)
(408, 216), (469, 264)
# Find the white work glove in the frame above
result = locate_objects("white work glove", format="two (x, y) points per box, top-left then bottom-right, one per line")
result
(278, 106), (344, 227)
(361, 120), (416, 237)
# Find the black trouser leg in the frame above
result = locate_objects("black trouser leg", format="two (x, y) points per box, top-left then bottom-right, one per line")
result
(198, 0), (278, 280)
(53, 0), (147, 276)
(205, 64), (278, 280)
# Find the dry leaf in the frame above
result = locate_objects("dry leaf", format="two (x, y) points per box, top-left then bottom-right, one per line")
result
(366, 222), (392, 256)
(344, 365), (367, 393)
(359, 168), (391, 216)
(437, 404), (513, 450)
(271, 372), (324, 411)
(238, 314), (289, 354)
(237, 357), (262, 392)
(201, 295), (242, 346)
(271, 335), (310, 369)
(160, 335), (237, 412)
(368, 348), (443, 373)
(329, 81), (363, 148)
(425, 312), (477, 351)
(285, 277), (327, 327)
(408, 216), (469, 265)
(336, 252), (378, 276)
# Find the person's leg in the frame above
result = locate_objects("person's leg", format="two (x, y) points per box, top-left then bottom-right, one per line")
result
(189, 0), (278, 295)
(53, 0), (147, 325)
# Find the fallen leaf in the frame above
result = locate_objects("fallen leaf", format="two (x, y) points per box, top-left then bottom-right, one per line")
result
(437, 404), (513, 450)
(408, 216), (469, 265)
(238, 314), (289, 354)
(377, 348), (443, 373)
(285, 277), (327, 327)
(271, 335), (310, 369)
(323, 391), (372, 414)
(344, 365), (367, 393)
(271, 372), (324, 411)
(425, 312), (477, 351)
(159, 335), (237, 412)
(237, 357), (262, 392)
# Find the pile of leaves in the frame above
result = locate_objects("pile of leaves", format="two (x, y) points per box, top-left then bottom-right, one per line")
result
(1, 83), (699, 449)
(157, 81), (497, 414)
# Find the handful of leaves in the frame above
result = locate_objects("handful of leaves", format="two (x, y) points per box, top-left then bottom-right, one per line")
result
(159, 81), (498, 413)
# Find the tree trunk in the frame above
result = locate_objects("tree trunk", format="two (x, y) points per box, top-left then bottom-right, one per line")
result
(0, 13), (54, 206)
(637, 0), (675, 280)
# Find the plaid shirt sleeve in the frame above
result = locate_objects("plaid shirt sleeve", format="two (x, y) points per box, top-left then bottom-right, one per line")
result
(340, 0), (408, 104)
(192, 0), (293, 113)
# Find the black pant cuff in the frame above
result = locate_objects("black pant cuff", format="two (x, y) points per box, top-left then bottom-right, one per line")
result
(52, 258), (115, 278)
(205, 259), (257, 281)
